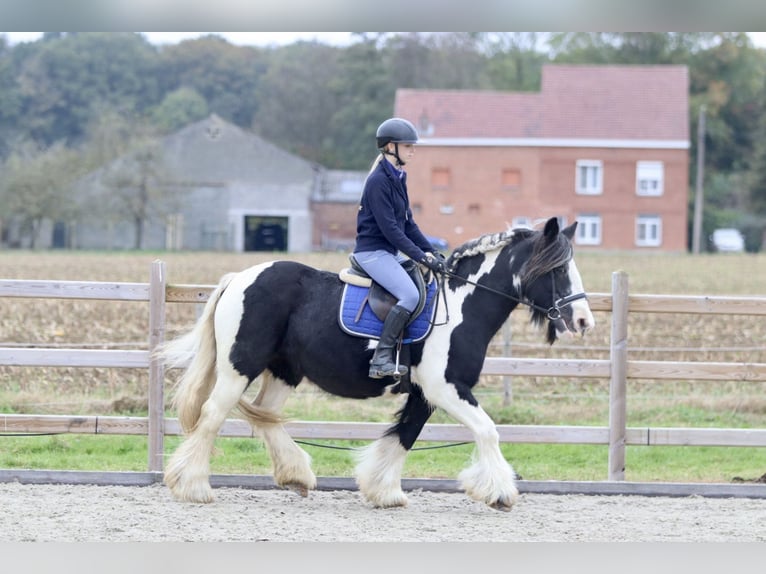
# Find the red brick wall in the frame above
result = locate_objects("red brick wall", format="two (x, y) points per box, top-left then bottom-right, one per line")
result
(311, 201), (359, 251)
(403, 145), (689, 252)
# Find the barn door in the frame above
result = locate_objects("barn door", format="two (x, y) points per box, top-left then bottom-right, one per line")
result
(244, 215), (288, 251)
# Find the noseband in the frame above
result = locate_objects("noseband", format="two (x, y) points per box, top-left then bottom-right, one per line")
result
(546, 291), (589, 320)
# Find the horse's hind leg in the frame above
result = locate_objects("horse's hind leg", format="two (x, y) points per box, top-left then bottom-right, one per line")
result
(250, 372), (316, 496)
(355, 385), (433, 508)
(165, 365), (249, 503)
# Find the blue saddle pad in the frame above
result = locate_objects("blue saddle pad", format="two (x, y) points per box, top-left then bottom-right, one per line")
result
(338, 279), (438, 343)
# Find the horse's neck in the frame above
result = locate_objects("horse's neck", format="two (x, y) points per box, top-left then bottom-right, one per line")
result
(443, 250), (518, 340)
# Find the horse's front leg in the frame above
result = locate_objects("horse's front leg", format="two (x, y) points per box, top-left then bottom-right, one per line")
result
(355, 385), (434, 508)
(423, 382), (518, 511)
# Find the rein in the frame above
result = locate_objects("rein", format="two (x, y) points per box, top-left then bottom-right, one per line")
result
(435, 268), (587, 321)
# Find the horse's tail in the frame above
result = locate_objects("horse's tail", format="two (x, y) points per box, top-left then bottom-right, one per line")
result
(158, 272), (237, 434)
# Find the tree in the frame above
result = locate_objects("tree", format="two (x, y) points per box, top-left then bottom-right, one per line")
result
(13, 33), (161, 146)
(548, 32), (714, 64)
(481, 33), (548, 91)
(151, 87), (209, 134)
(0, 140), (83, 248)
(254, 41), (342, 164)
(157, 35), (267, 128)
(749, 84), (766, 215)
(0, 36), (23, 159)
(383, 33), (491, 90)
(325, 35), (395, 169)
(95, 122), (171, 250)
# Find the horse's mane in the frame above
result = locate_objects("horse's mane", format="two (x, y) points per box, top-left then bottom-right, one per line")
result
(447, 225), (572, 283)
(446, 228), (521, 271)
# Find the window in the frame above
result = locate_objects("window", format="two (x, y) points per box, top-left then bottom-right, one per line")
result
(636, 161), (664, 196)
(575, 214), (602, 245)
(636, 215), (662, 247)
(502, 168), (521, 190)
(511, 216), (532, 230)
(576, 160), (603, 195)
(431, 167), (451, 189)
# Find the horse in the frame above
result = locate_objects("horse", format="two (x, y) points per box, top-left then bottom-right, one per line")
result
(160, 216), (595, 511)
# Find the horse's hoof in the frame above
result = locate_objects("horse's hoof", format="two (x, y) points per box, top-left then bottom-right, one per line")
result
(168, 484), (215, 504)
(364, 491), (408, 508)
(489, 499), (514, 512)
(283, 482), (310, 497)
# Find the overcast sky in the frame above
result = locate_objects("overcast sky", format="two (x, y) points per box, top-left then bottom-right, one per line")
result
(1, 31), (357, 47)
(3, 31), (766, 49)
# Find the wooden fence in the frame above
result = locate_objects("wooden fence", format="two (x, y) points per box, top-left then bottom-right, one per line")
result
(2, 260), (766, 492)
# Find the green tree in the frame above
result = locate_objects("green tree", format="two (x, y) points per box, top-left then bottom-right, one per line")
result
(383, 33), (491, 90)
(157, 35), (267, 128)
(14, 33), (161, 146)
(151, 87), (209, 134)
(89, 117), (172, 250)
(0, 140), (83, 248)
(0, 37), (24, 159)
(254, 41), (342, 164)
(325, 35), (395, 169)
(481, 33), (548, 91)
(549, 32), (713, 64)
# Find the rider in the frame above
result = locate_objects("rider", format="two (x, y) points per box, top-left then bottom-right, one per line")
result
(353, 117), (446, 379)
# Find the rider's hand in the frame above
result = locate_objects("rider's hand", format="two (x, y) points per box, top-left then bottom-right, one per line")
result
(421, 252), (446, 274)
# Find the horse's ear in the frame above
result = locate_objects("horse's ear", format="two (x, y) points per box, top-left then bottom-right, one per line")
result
(543, 217), (560, 241)
(561, 221), (578, 240)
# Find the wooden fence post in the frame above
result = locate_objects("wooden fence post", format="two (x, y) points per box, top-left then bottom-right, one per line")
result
(502, 320), (513, 405)
(148, 260), (167, 473)
(608, 271), (629, 481)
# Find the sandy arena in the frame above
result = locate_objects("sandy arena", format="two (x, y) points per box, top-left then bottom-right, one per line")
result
(2, 482), (765, 542)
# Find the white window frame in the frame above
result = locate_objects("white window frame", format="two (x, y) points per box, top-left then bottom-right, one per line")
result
(575, 160), (603, 195)
(636, 161), (664, 196)
(575, 214), (602, 246)
(511, 216), (532, 230)
(635, 215), (662, 247)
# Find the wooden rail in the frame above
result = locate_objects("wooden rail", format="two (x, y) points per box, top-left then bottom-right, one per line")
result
(2, 261), (766, 487)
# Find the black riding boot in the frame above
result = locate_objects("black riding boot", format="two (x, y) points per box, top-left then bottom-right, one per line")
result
(369, 304), (411, 379)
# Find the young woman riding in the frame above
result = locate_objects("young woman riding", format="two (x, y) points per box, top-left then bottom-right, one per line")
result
(353, 117), (445, 379)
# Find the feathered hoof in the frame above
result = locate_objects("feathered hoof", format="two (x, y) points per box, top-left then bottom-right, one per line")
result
(488, 494), (517, 512)
(361, 489), (409, 509)
(164, 472), (215, 503)
(281, 481), (312, 497)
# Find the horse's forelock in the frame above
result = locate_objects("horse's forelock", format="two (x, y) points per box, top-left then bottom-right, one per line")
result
(519, 229), (573, 285)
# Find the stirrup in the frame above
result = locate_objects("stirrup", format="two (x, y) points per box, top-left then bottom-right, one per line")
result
(368, 362), (408, 379)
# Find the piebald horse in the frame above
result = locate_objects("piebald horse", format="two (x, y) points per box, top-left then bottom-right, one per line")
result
(161, 217), (595, 510)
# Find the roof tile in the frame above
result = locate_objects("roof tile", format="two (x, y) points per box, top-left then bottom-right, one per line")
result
(395, 64), (689, 141)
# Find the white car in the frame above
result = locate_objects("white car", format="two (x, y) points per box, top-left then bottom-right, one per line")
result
(710, 228), (745, 253)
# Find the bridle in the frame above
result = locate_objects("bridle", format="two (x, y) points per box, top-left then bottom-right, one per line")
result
(434, 266), (588, 322)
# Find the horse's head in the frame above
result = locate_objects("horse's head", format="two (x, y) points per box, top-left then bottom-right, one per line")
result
(519, 217), (595, 344)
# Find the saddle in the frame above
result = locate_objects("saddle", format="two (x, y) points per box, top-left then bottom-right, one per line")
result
(337, 255), (437, 344)
(340, 254), (429, 323)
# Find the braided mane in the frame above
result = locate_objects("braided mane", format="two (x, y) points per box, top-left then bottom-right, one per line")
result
(446, 225), (572, 282)
(446, 227), (532, 271)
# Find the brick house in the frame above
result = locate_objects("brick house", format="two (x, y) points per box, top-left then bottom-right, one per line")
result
(393, 64), (690, 251)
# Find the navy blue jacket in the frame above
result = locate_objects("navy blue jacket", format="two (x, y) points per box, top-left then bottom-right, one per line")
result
(354, 158), (433, 262)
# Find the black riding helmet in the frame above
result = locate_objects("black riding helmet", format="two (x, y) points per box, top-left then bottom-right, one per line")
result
(376, 117), (418, 166)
